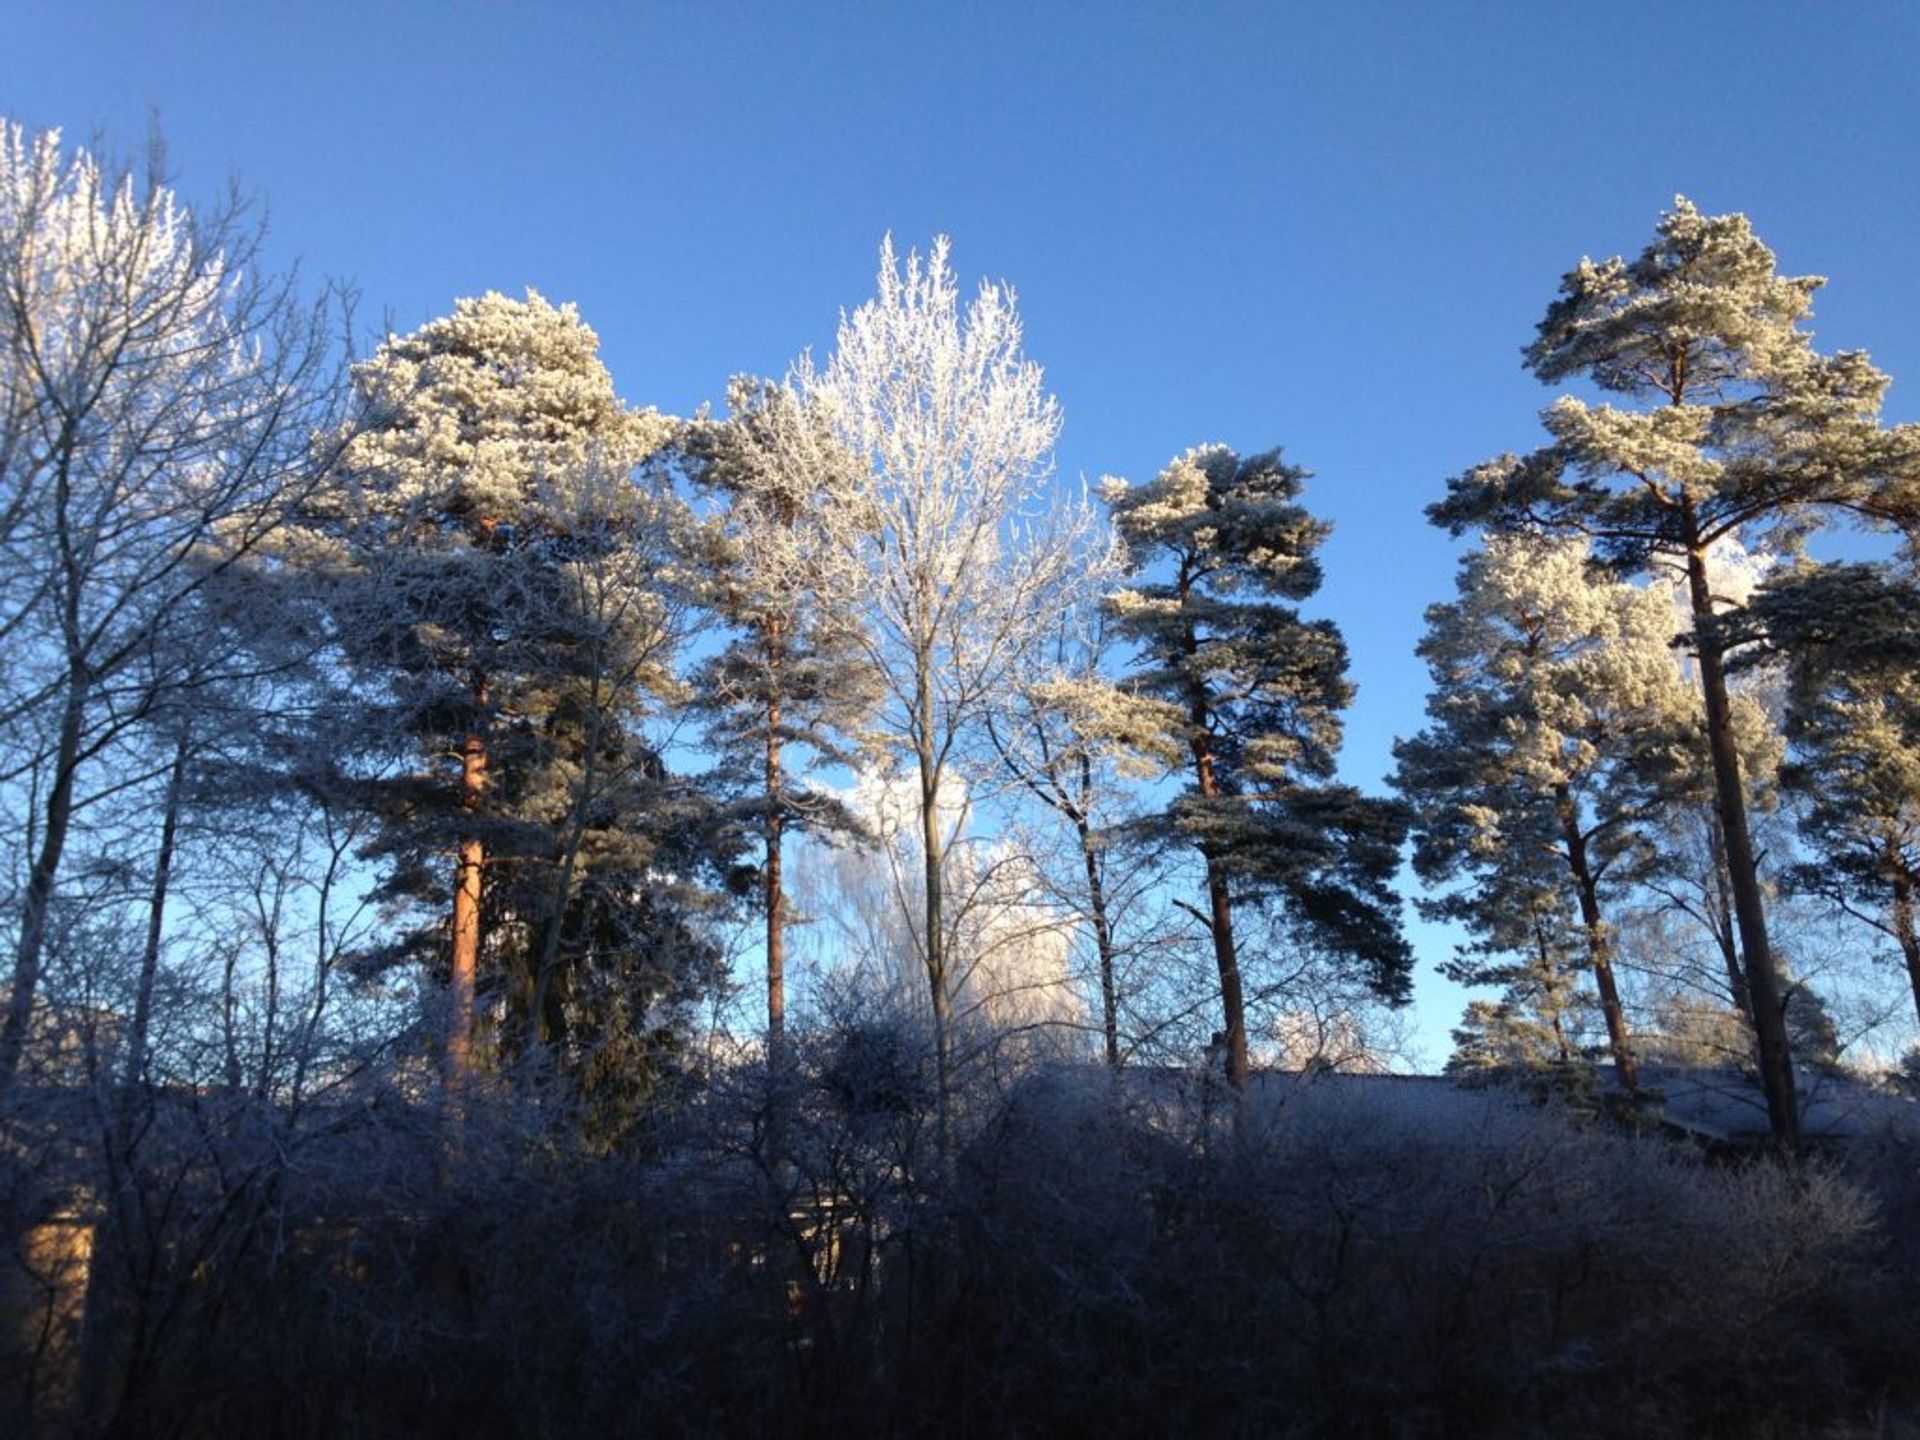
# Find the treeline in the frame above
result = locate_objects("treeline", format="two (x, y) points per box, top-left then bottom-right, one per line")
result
(2, 121), (1919, 1435)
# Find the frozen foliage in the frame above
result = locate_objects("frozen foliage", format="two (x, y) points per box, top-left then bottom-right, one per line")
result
(1395, 532), (1707, 1084)
(1432, 197), (1920, 1142)
(0, 123), (345, 1088)
(8, 1059), (1915, 1438)
(1100, 445), (1411, 1088)
(793, 237), (1102, 1138)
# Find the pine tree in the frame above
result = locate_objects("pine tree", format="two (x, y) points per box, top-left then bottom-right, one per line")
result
(1430, 199), (1920, 1143)
(1752, 561), (1920, 1023)
(304, 290), (686, 1085)
(1101, 445), (1410, 1091)
(1394, 532), (1705, 1091)
(680, 377), (876, 1072)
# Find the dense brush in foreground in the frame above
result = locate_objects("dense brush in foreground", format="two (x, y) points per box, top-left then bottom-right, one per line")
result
(5, 1056), (1917, 1438)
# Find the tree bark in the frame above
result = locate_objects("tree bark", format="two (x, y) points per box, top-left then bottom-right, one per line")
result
(1705, 811), (1755, 1023)
(1890, 859), (1920, 1029)
(0, 673), (87, 1091)
(121, 736), (189, 1097)
(766, 700), (787, 1071)
(1554, 782), (1638, 1092)
(1682, 522), (1798, 1145)
(1076, 805), (1121, 1070)
(914, 649), (954, 1158)
(1179, 586), (1249, 1093)
(448, 675), (488, 1083)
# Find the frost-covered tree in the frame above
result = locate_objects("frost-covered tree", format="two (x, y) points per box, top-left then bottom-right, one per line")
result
(795, 769), (1087, 1069)
(0, 124), (346, 1088)
(1752, 561), (1920, 1023)
(681, 377), (876, 1069)
(1394, 532), (1704, 1090)
(304, 291), (683, 1084)
(1430, 198), (1920, 1142)
(793, 237), (1097, 1142)
(986, 610), (1181, 1068)
(1101, 445), (1411, 1091)
(1618, 536), (1786, 1026)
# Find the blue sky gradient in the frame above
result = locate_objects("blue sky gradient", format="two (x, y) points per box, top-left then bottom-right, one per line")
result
(11, 1), (1919, 1061)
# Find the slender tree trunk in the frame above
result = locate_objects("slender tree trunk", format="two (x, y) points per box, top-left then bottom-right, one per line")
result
(1890, 860), (1920, 1029)
(120, 736), (189, 1098)
(0, 673), (87, 1091)
(1554, 783), (1638, 1092)
(914, 649), (954, 1158)
(290, 829), (348, 1109)
(1535, 922), (1573, 1065)
(1179, 590), (1249, 1093)
(1706, 811), (1754, 1022)
(1201, 850), (1249, 1091)
(1188, 721), (1248, 1091)
(529, 671), (607, 1059)
(1682, 520), (1798, 1145)
(766, 701), (787, 1070)
(1076, 807), (1120, 1069)
(448, 673), (488, 1082)
(78, 735), (190, 1439)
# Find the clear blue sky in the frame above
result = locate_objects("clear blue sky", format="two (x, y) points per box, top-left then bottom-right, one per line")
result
(11, 1), (1920, 1063)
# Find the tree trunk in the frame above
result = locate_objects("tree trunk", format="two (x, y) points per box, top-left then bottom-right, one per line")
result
(1705, 811), (1755, 1023)
(121, 736), (189, 1097)
(766, 702), (787, 1071)
(1682, 524), (1798, 1146)
(448, 675), (488, 1083)
(1890, 860), (1920, 1029)
(914, 652), (954, 1158)
(1187, 709), (1248, 1091)
(0, 673), (87, 1091)
(1554, 783), (1638, 1092)
(74, 734), (191, 1440)
(1180, 593), (1249, 1093)
(1076, 806), (1121, 1070)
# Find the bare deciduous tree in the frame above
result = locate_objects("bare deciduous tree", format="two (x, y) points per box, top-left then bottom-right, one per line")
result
(0, 122), (347, 1089)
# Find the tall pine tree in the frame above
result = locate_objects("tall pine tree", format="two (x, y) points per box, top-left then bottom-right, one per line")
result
(303, 291), (698, 1091)
(1101, 445), (1409, 1091)
(1431, 199), (1920, 1143)
(1394, 531), (1703, 1091)
(681, 377), (876, 1073)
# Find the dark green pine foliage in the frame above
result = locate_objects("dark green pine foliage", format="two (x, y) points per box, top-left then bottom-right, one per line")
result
(1429, 199), (1920, 1143)
(1751, 561), (1920, 1025)
(1101, 445), (1410, 1090)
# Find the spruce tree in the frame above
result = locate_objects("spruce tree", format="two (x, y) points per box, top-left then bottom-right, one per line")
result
(1101, 445), (1410, 1090)
(1431, 199), (1920, 1143)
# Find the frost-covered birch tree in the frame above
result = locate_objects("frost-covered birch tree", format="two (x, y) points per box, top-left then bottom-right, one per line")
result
(0, 123), (346, 1089)
(793, 237), (1096, 1142)
(1430, 198), (1920, 1143)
